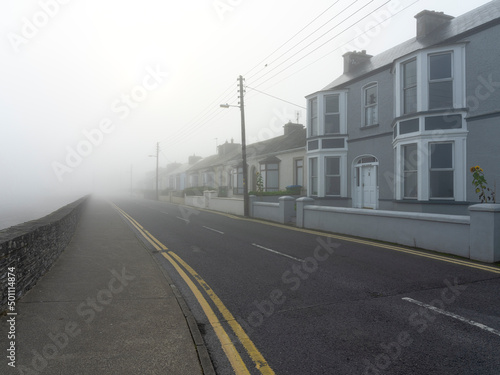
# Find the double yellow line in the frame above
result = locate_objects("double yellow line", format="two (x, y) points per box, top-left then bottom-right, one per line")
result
(111, 203), (275, 375)
(198, 208), (500, 275)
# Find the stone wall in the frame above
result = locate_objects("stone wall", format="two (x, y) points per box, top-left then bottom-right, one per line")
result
(0, 196), (88, 313)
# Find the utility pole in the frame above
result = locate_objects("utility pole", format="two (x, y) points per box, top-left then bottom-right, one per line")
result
(155, 142), (159, 201)
(238, 75), (249, 217)
(149, 143), (159, 201)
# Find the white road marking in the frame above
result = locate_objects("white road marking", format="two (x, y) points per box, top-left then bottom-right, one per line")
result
(202, 226), (225, 235)
(176, 216), (189, 223)
(161, 211), (169, 215)
(251, 243), (304, 262)
(402, 297), (500, 337)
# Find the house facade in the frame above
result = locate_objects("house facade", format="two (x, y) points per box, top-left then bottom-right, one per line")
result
(172, 121), (307, 196)
(306, 3), (500, 215)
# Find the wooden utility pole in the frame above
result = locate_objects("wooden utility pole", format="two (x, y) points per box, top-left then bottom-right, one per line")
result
(238, 75), (249, 217)
(155, 142), (159, 201)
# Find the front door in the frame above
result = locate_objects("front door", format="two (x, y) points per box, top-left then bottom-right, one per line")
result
(361, 165), (377, 209)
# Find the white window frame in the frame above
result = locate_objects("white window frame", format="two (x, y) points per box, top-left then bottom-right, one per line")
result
(394, 135), (466, 201)
(428, 52), (454, 110)
(309, 97), (318, 137)
(394, 44), (466, 117)
(429, 142), (455, 200)
(324, 94), (341, 134)
(325, 156), (341, 196)
(309, 157), (318, 196)
(259, 162), (280, 192)
(362, 82), (378, 127)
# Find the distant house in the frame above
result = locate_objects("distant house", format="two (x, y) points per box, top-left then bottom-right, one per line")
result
(178, 122), (307, 196)
(245, 122), (306, 194)
(305, 2), (500, 214)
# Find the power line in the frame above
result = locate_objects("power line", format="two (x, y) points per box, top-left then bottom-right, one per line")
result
(248, 0), (379, 89)
(244, 0), (342, 81)
(247, 0), (358, 83)
(261, 0), (420, 92)
(245, 86), (306, 109)
(250, 0), (392, 90)
(155, 2), (367, 150)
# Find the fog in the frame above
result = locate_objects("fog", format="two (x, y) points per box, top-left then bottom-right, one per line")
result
(0, 0), (489, 229)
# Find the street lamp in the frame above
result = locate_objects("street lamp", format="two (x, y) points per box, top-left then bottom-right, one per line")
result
(220, 75), (249, 217)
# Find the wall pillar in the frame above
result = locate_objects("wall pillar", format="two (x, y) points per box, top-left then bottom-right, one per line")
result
(469, 204), (500, 263)
(249, 195), (257, 217)
(296, 197), (315, 228)
(279, 196), (295, 224)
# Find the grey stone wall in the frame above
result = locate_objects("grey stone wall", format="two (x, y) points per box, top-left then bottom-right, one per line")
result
(0, 196), (88, 313)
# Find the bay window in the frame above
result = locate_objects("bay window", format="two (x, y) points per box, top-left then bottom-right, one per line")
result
(260, 162), (279, 192)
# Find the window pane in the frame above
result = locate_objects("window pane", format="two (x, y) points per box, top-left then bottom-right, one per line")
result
(322, 138), (344, 149)
(429, 81), (453, 109)
(404, 87), (417, 114)
(430, 171), (454, 198)
(399, 118), (419, 135)
(325, 114), (340, 134)
(403, 144), (418, 171)
(403, 144), (418, 199)
(310, 158), (318, 195)
(326, 176), (341, 195)
(311, 98), (318, 116)
(429, 53), (452, 80)
(430, 143), (452, 169)
(403, 60), (417, 87)
(325, 95), (339, 113)
(365, 85), (377, 105)
(296, 162), (303, 186)
(365, 106), (378, 126)
(404, 172), (418, 198)
(267, 163), (278, 170)
(326, 157), (340, 175)
(310, 118), (318, 136)
(310, 98), (318, 136)
(308, 140), (319, 150)
(267, 170), (279, 190)
(425, 115), (462, 130)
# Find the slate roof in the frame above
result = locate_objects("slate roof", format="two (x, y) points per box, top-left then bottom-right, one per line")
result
(321, 0), (500, 91)
(187, 125), (306, 171)
(246, 126), (306, 159)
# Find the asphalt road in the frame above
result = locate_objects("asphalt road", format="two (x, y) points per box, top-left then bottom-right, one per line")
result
(113, 197), (500, 375)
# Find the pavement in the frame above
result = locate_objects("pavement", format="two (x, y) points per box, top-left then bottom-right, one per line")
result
(1, 198), (208, 375)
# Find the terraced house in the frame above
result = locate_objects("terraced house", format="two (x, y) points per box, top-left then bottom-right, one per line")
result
(305, 1), (500, 215)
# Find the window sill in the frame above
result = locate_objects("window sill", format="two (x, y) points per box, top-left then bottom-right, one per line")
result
(361, 124), (379, 130)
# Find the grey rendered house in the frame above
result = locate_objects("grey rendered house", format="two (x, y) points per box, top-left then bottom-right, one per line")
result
(305, 2), (500, 215)
(185, 122), (306, 196)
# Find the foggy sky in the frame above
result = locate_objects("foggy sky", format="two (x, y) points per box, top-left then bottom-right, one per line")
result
(0, 0), (491, 228)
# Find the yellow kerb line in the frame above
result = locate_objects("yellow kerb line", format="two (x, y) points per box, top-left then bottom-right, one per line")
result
(112, 203), (167, 251)
(161, 252), (250, 375)
(193, 206), (500, 275)
(110, 203), (274, 374)
(169, 251), (276, 375)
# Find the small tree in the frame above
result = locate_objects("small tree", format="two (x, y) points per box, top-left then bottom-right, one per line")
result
(256, 172), (264, 194)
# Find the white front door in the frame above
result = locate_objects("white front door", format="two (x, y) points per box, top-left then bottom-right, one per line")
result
(361, 165), (377, 209)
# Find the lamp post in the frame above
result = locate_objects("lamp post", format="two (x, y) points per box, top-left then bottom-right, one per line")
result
(220, 75), (249, 216)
